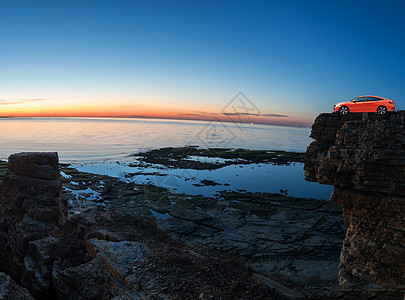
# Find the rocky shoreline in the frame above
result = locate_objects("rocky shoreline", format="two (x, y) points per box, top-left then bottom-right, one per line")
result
(2, 113), (405, 299)
(0, 149), (345, 299)
(5, 112), (405, 300)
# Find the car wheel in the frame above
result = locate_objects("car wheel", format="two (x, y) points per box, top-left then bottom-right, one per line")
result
(339, 106), (349, 115)
(377, 106), (387, 114)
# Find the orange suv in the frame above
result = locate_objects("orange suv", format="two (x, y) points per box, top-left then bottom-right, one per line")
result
(334, 96), (395, 115)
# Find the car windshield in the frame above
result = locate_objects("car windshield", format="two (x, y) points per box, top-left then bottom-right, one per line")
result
(351, 97), (367, 102)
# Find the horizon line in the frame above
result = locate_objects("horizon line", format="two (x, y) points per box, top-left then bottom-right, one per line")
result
(0, 115), (312, 128)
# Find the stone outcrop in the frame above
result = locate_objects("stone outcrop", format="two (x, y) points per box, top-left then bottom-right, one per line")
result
(305, 111), (405, 298)
(0, 272), (34, 300)
(8, 152), (60, 180)
(0, 152), (65, 299)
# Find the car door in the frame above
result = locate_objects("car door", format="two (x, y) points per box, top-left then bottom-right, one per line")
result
(366, 97), (381, 112)
(351, 96), (367, 112)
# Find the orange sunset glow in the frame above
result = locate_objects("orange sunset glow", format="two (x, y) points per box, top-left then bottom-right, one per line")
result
(0, 96), (311, 127)
(0, 106), (309, 127)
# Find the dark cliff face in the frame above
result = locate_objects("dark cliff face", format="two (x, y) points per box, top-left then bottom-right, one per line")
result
(305, 112), (405, 193)
(305, 112), (405, 297)
(0, 152), (65, 299)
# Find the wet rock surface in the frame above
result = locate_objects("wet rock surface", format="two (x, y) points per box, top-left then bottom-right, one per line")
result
(59, 165), (345, 298)
(131, 146), (305, 169)
(0, 151), (346, 299)
(305, 111), (405, 298)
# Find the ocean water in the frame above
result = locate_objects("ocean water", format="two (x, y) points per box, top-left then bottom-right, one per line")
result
(0, 117), (312, 162)
(0, 117), (332, 200)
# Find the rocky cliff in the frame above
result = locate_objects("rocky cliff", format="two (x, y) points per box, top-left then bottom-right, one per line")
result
(0, 152), (65, 298)
(305, 111), (405, 298)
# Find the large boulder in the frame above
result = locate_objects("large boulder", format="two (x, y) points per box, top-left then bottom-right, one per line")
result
(8, 152), (59, 180)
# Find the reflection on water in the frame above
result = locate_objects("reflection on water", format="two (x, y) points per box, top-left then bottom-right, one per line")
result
(71, 161), (332, 200)
(0, 117), (312, 162)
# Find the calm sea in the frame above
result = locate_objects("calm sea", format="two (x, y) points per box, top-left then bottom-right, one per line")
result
(0, 117), (332, 200)
(0, 117), (312, 162)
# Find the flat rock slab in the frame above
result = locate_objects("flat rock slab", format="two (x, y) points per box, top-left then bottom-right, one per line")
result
(8, 152), (59, 180)
(87, 239), (151, 284)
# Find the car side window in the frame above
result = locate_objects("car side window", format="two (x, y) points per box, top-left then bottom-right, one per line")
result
(366, 97), (380, 101)
(355, 97), (367, 102)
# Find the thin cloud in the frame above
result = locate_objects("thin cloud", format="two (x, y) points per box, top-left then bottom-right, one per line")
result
(181, 111), (289, 118)
(179, 111), (221, 117)
(180, 113), (204, 116)
(0, 98), (46, 105)
(222, 112), (289, 118)
(261, 113), (289, 118)
(180, 113), (219, 117)
(193, 111), (219, 115)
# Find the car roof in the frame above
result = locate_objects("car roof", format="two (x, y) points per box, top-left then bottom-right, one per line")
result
(358, 95), (384, 99)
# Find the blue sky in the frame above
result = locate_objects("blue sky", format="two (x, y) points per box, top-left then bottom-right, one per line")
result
(1, 0), (404, 126)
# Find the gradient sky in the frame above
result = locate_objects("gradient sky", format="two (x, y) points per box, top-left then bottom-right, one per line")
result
(1, 0), (404, 127)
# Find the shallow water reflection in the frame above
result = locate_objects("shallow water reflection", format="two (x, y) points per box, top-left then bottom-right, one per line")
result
(71, 161), (332, 200)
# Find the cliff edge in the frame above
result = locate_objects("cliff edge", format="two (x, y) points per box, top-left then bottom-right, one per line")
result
(305, 111), (405, 298)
